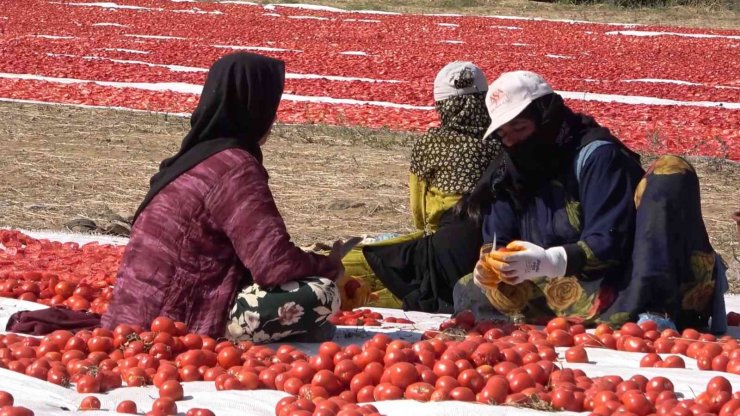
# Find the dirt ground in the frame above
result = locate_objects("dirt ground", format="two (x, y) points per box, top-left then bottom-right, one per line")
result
(0, 102), (738, 292)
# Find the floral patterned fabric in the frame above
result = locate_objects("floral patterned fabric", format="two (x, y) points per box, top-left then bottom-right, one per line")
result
(409, 93), (500, 195)
(456, 155), (724, 331)
(227, 277), (341, 344)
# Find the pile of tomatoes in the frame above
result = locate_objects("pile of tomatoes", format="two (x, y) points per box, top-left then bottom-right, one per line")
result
(2, 314), (738, 416)
(0, 230), (123, 314)
(329, 310), (415, 327)
(2, 232), (740, 416)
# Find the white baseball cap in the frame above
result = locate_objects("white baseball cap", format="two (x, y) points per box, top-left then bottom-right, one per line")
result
(483, 71), (554, 140)
(433, 61), (488, 102)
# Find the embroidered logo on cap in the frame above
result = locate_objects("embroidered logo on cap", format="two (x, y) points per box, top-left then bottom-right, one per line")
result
(487, 89), (507, 109)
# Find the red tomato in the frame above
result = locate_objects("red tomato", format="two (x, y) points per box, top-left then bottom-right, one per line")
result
(0, 392), (13, 407)
(449, 387), (476, 402)
(719, 399), (740, 416)
(79, 396), (101, 410)
(76, 374), (100, 393)
(373, 383), (403, 401)
(386, 362), (419, 390)
(151, 398), (177, 415)
(640, 353), (663, 368)
(150, 317), (177, 335)
(186, 409), (216, 416)
(547, 329), (574, 347)
(621, 391), (654, 416)
(217, 347), (242, 369)
(116, 401), (137, 414)
(662, 356), (686, 368)
(159, 380), (184, 401)
(706, 376), (732, 394)
(546, 317), (571, 333)
(404, 382), (434, 401)
(646, 377), (674, 393)
(0, 406), (34, 416)
(565, 346), (589, 363)
(507, 371), (535, 393)
(457, 369), (484, 393)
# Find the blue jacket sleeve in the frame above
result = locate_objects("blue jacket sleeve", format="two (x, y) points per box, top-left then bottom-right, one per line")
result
(563, 144), (644, 275)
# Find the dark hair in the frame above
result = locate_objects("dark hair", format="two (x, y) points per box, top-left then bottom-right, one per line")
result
(453, 188), (493, 226)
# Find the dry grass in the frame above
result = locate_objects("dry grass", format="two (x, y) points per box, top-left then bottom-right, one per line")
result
(260, 0), (740, 29)
(0, 102), (738, 292)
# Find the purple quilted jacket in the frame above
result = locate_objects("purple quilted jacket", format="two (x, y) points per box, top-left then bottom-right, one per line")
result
(101, 148), (340, 337)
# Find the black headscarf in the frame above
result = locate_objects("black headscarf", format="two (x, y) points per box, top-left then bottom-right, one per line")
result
(133, 52), (286, 222)
(456, 93), (639, 224)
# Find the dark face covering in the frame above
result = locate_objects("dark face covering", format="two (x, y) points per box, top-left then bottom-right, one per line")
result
(500, 93), (567, 189)
(133, 52), (286, 222)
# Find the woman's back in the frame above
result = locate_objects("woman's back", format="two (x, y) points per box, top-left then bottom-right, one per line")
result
(102, 148), (258, 336)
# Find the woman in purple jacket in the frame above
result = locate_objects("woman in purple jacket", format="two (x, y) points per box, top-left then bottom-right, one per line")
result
(101, 53), (344, 343)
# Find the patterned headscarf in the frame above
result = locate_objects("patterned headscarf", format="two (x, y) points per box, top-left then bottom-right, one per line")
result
(410, 91), (501, 194)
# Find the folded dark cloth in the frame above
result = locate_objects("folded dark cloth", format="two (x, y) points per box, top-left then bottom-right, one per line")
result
(6, 307), (101, 335)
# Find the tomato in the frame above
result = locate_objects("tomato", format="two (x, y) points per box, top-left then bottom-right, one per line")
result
(565, 346), (589, 363)
(471, 343), (499, 367)
(349, 372), (373, 395)
(646, 377), (674, 393)
(728, 359), (740, 375)
(719, 399), (740, 416)
(620, 323), (645, 338)
(547, 329), (574, 347)
(551, 388), (577, 411)
(712, 354), (729, 372)
(177, 350), (206, 368)
(448, 386), (475, 402)
(217, 347), (242, 369)
(432, 359), (458, 378)
(623, 337), (648, 353)
(507, 371), (535, 393)
(706, 376), (732, 394)
(356, 385), (375, 403)
(457, 369), (484, 393)
(404, 382), (434, 401)
(116, 400), (137, 414)
(0, 406), (34, 416)
(79, 396), (101, 410)
(373, 383), (404, 401)
(640, 353), (663, 368)
(186, 409), (216, 416)
(386, 362), (419, 390)
(312, 370), (344, 396)
(150, 317), (177, 335)
(66, 295), (90, 312)
(621, 391), (654, 416)
(158, 380), (184, 401)
(479, 375), (508, 404)
(310, 354), (336, 372)
(76, 374), (101, 393)
(662, 356), (686, 368)
(151, 398), (177, 415)
(0, 392), (13, 407)
(362, 363), (384, 385)
(682, 329), (701, 340)
(546, 317), (571, 333)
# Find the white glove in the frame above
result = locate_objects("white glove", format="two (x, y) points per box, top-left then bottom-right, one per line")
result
(490, 241), (567, 285)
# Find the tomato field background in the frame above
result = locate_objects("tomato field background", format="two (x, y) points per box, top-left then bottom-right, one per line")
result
(0, 0), (738, 159)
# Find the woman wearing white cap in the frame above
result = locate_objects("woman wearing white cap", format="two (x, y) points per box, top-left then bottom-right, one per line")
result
(456, 70), (727, 333)
(340, 62), (502, 312)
